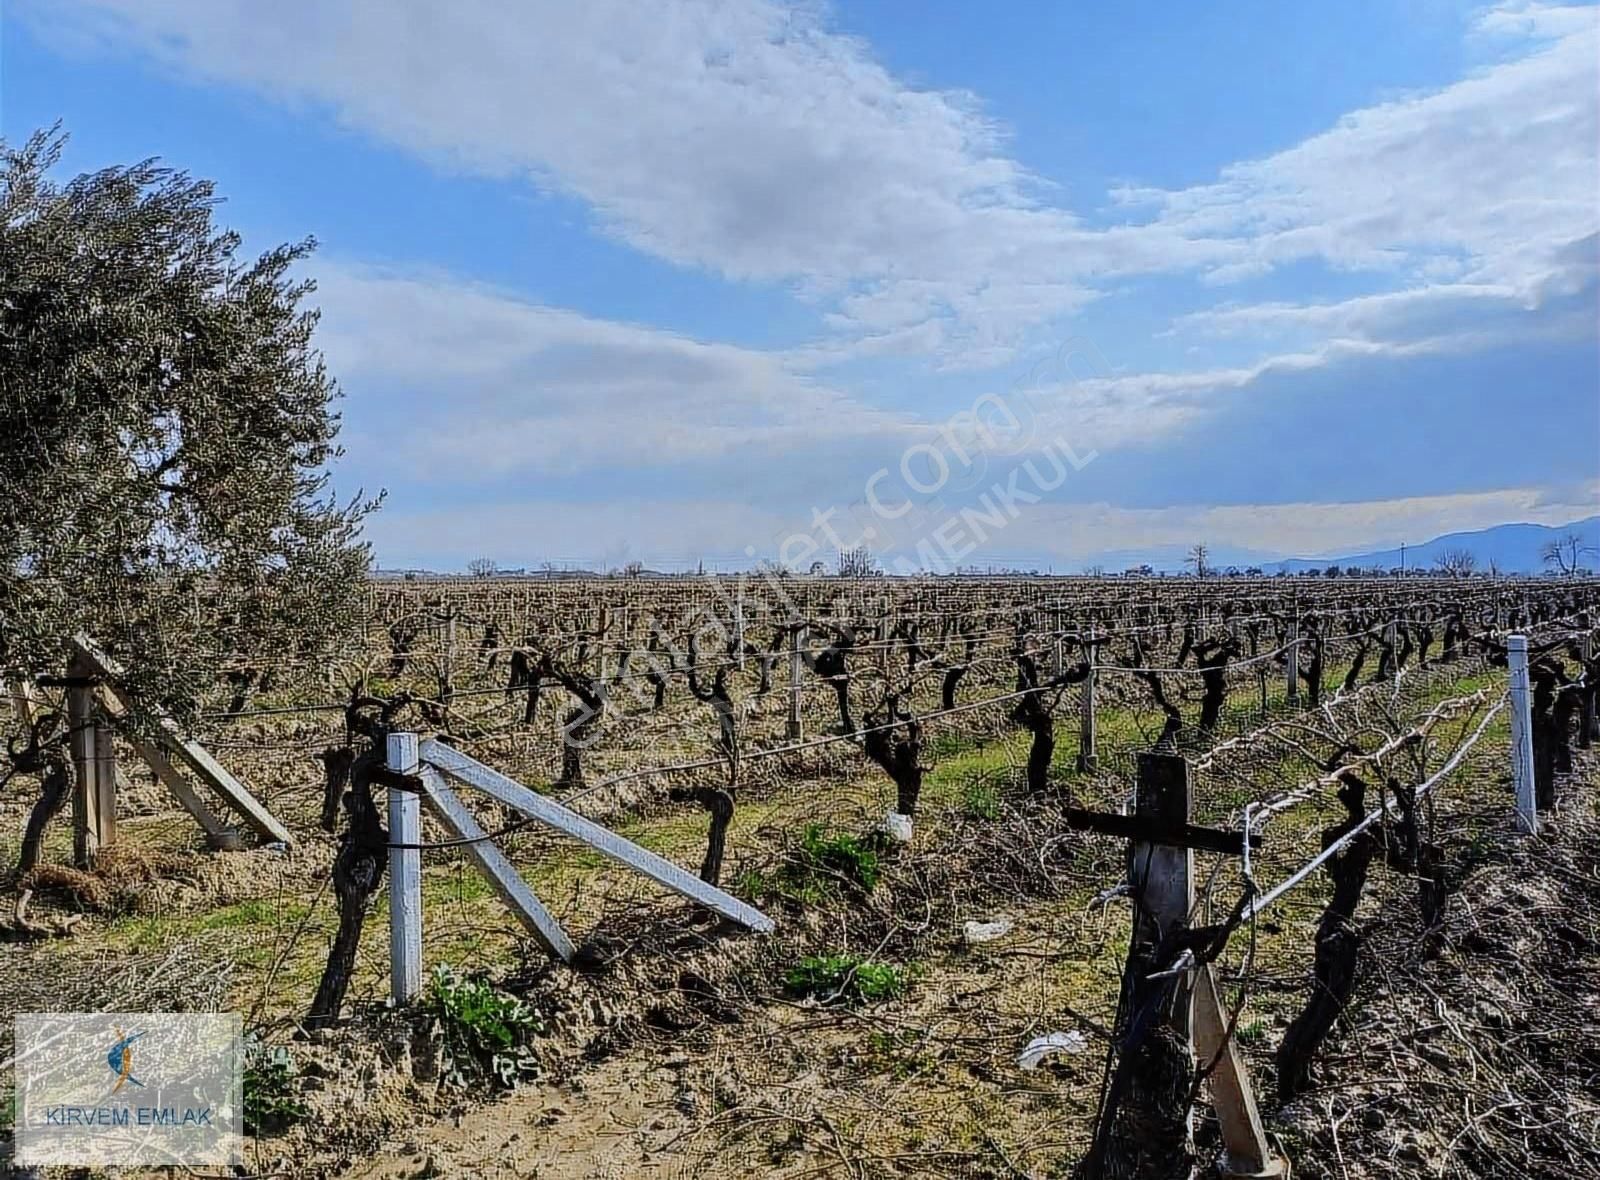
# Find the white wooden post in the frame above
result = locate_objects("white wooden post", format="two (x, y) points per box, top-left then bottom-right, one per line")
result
(419, 767), (574, 962)
(787, 622), (805, 741)
(1077, 627), (1097, 773)
(420, 739), (774, 932)
(387, 731), (424, 1004)
(1506, 635), (1537, 834)
(1285, 617), (1300, 706)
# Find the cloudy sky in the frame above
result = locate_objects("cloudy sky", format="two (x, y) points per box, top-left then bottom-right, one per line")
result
(6, 0), (1597, 571)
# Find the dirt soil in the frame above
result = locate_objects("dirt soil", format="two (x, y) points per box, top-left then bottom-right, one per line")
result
(314, 764), (1600, 1179)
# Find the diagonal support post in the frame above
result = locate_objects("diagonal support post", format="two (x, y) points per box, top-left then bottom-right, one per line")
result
(420, 738), (773, 933)
(72, 634), (292, 847)
(418, 765), (576, 962)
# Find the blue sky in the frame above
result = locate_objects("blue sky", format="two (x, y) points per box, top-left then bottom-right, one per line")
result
(4, 0), (1597, 571)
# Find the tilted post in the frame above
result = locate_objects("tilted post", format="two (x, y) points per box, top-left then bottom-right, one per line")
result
(787, 622), (805, 741)
(387, 731), (424, 1004)
(1507, 635), (1537, 834)
(1077, 626), (1097, 773)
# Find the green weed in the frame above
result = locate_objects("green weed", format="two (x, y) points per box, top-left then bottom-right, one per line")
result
(242, 1035), (309, 1135)
(785, 953), (908, 1003)
(962, 778), (1001, 820)
(424, 964), (544, 1090)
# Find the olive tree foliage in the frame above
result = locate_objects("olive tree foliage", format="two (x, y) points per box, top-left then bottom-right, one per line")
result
(0, 129), (378, 725)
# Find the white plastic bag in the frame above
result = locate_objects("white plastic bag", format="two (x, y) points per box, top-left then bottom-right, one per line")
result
(1018, 1031), (1088, 1069)
(963, 919), (1013, 944)
(878, 811), (913, 843)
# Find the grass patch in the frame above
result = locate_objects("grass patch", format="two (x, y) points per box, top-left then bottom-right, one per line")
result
(962, 777), (1001, 820)
(785, 953), (909, 1004)
(743, 823), (884, 907)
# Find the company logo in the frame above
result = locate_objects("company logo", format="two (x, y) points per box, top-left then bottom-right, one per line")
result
(15, 1012), (242, 1166)
(105, 1030), (145, 1093)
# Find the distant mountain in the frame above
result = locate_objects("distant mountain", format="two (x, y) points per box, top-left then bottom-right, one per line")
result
(1268, 515), (1600, 575)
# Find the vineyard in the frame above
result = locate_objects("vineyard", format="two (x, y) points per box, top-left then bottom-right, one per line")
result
(2, 574), (1598, 1178)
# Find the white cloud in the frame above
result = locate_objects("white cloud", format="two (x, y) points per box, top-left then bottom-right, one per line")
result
(20, 0), (1596, 366)
(19, 0), (1157, 358)
(312, 264), (913, 475)
(1126, 4), (1599, 303)
(364, 497), (793, 571)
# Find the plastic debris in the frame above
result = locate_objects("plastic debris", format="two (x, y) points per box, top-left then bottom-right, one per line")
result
(963, 919), (1014, 944)
(1018, 1031), (1088, 1070)
(879, 811), (914, 843)
(1090, 882), (1133, 909)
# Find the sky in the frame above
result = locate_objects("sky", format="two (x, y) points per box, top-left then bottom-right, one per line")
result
(4, 0), (1597, 572)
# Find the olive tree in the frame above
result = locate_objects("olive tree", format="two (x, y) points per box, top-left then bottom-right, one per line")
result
(0, 128), (378, 727)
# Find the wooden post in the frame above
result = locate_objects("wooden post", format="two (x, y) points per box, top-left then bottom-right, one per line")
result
(1077, 627), (1097, 773)
(1102, 753), (1196, 1174)
(67, 657), (115, 867)
(1051, 609), (1064, 678)
(1507, 635), (1537, 834)
(1579, 615), (1596, 748)
(93, 707), (117, 851)
(387, 731), (424, 1004)
(787, 622), (805, 741)
(1131, 753), (1194, 963)
(74, 635), (292, 846)
(1285, 616), (1300, 706)
(1114, 754), (1286, 1179)
(1194, 968), (1289, 1178)
(735, 581), (745, 670)
(439, 606), (457, 708)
